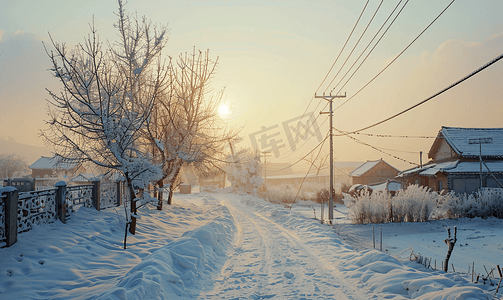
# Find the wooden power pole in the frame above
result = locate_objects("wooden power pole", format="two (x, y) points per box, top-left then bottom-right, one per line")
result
(259, 151), (271, 186)
(316, 92), (346, 222)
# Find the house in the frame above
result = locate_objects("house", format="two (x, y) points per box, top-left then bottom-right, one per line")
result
(349, 159), (400, 186)
(397, 127), (503, 194)
(334, 161), (364, 185)
(29, 156), (84, 179)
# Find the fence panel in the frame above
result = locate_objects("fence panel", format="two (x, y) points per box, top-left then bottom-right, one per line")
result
(66, 185), (93, 218)
(100, 182), (118, 209)
(18, 189), (57, 233)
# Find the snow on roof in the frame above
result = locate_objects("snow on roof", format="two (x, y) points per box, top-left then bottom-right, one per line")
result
(420, 160), (459, 176)
(446, 161), (503, 174)
(349, 160), (381, 177)
(29, 156), (78, 170)
(440, 127), (503, 158)
(399, 160), (503, 177)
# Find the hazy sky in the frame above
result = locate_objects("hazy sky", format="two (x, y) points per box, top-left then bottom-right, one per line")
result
(1, 0), (502, 170)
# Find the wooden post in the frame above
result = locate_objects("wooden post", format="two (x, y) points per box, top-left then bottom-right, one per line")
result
(55, 181), (67, 224)
(4, 188), (18, 247)
(380, 226), (383, 251)
(92, 180), (101, 211)
(372, 226), (375, 249)
(116, 181), (122, 207)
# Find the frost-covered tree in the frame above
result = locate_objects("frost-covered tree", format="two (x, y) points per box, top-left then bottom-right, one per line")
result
(0, 154), (28, 178)
(148, 49), (239, 207)
(226, 149), (263, 193)
(42, 1), (166, 247)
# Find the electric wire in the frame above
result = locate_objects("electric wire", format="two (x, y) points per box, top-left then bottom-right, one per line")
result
(333, 0), (455, 109)
(316, 0), (370, 94)
(323, 0), (384, 93)
(334, 127), (418, 165)
(279, 0), (371, 159)
(293, 130), (328, 203)
(328, 0), (405, 94)
(272, 131), (330, 172)
(336, 51), (503, 136)
(350, 132), (435, 139)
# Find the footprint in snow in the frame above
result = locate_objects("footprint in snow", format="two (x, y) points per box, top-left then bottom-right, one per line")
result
(284, 271), (294, 279)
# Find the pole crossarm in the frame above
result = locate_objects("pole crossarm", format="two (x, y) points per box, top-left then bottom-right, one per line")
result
(314, 92), (346, 221)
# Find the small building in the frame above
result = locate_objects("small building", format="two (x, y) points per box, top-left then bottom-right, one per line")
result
(397, 127), (503, 194)
(349, 159), (400, 186)
(29, 156), (84, 179)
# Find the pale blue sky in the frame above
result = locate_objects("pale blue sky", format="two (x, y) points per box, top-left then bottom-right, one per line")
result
(1, 0), (502, 168)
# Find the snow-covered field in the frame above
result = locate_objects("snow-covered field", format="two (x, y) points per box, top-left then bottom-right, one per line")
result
(0, 189), (500, 299)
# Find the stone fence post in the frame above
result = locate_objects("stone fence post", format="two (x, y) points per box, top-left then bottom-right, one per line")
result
(92, 180), (101, 211)
(55, 181), (67, 224)
(3, 187), (18, 247)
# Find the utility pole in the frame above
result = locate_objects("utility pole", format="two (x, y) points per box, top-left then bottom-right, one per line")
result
(259, 151), (271, 186)
(469, 138), (493, 189)
(316, 92), (346, 222)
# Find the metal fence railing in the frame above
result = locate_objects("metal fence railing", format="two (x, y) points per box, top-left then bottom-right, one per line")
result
(18, 188), (58, 233)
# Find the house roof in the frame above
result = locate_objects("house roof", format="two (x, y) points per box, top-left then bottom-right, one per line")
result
(350, 160), (381, 177)
(29, 156), (79, 170)
(349, 159), (399, 177)
(398, 160), (503, 178)
(429, 127), (503, 159)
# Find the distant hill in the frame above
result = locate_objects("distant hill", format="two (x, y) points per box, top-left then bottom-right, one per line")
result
(0, 137), (52, 165)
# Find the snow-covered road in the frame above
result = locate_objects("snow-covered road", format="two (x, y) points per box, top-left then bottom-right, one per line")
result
(0, 189), (493, 299)
(203, 193), (364, 299)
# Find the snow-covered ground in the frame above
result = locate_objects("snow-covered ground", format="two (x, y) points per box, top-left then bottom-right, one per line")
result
(0, 189), (500, 299)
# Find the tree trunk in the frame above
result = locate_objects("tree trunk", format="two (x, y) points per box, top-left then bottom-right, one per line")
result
(443, 226), (457, 272)
(127, 177), (137, 235)
(156, 179), (164, 210)
(167, 168), (181, 205)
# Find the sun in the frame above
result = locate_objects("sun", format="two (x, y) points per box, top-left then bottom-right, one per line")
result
(218, 104), (232, 117)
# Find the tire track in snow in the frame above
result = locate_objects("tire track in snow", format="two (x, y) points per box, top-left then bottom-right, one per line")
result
(200, 194), (364, 299)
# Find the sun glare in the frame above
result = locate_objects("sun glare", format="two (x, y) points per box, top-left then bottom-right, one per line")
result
(218, 104), (232, 117)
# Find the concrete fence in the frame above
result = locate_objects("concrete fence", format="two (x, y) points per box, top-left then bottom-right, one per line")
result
(0, 180), (125, 248)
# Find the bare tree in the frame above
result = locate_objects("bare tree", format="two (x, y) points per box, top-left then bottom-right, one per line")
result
(0, 154), (28, 178)
(42, 0), (167, 248)
(148, 49), (239, 207)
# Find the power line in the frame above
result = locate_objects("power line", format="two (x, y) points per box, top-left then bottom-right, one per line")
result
(324, 0), (384, 93)
(329, 0), (406, 94)
(293, 130), (328, 207)
(338, 51), (503, 136)
(316, 0), (370, 94)
(333, 0), (455, 110)
(273, 131), (330, 172)
(349, 132), (435, 139)
(334, 128), (418, 165)
(278, 0), (371, 157)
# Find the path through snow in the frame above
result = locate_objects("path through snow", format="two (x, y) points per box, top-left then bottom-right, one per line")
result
(201, 193), (365, 299)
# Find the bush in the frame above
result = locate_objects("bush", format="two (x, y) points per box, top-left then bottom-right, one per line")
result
(347, 185), (503, 224)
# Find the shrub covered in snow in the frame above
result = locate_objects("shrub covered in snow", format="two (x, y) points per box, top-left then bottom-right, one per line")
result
(439, 188), (503, 219)
(347, 185), (503, 224)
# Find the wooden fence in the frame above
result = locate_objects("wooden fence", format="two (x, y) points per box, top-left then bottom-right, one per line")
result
(0, 180), (124, 248)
